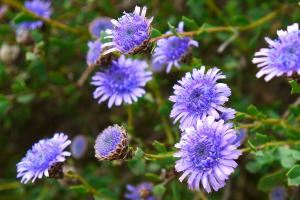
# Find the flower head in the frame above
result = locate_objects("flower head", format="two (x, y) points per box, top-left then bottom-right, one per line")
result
(89, 17), (113, 38)
(174, 116), (241, 192)
(169, 66), (231, 130)
(219, 107), (236, 121)
(253, 23), (300, 81)
(71, 135), (88, 159)
(125, 182), (154, 200)
(152, 22), (198, 73)
(17, 133), (71, 184)
(91, 55), (152, 108)
(94, 125), (129, 161)
(86, 40), (102, 67)
(18, 0), (52, 30)
(103, 6), (153, 55)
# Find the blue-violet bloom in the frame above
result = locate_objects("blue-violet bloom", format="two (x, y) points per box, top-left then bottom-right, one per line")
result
(152, 22), (198, 73)
(253, 23), (300, 81)
(18, 0), (52, 30)
(125, 182), (154, 200)
(169, 66), (231, 130)
(89, 17), (113, 38)
(94, 125), (128, 160)
(16, 133), (71, 184)
(91, 55), (152, 108)
(71, 135), (88, 159)
(102, 6), (153, 55)
(174, 116), (241, 192)
(86, 40), (102, 67)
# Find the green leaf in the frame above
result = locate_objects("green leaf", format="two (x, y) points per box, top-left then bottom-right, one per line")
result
(152, 141), (167, 153)
(168, 22), (179, 36)
(13, 12), (36, 24)
(257, 170), (286, 191)
(247, 140), (256, 151)
(289, 80), (300, 94)
(247, 104), (261, 116)
(281, 157), (296, 168)
(16, 94), (35, 104)
(151, 28), (162, 38)
(153, 184), (166, 197)
(287, 165), (300, 186)
(182, 16), (198, 30)
(69, 185), (88, 194)
(250, 133), (269, 146)
(0, 94), (11, 117)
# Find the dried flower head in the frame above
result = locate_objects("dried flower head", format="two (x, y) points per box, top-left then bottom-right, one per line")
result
(103, 6), (153, 55)
(94, 125), (129, 161)
(253, 23), (300, 81)
(174, 116), (241, 192)
(17, 133), (71, 184)
(152, 22), (198, 73)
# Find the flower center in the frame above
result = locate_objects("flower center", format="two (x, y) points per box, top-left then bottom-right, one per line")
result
(139, 188), (151, 198)
(165, 37), (189, 61)
(97, 129), (121, 156)
(274, 41), (300, 71)
(186, 83), (216, 114)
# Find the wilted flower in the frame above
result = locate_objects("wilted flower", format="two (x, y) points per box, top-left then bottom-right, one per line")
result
(269, 186), (287, 200)
(169, 66), (231, 130)
(125, 182), (154, 200)
(17, 133), (71, 184)
(152, 22), (198, 73)
(86, 40), (102, 67)
(18, 0), (52, 30)
(91, 55), (152, 108)
(94, 125), (129, 161)
(0, 43), (20, 63)
(253, 23), (300, 81)
(174, 116), (241, 192)
(71, 135), (88, 159)
(103, 6), (153, 55)
(89, 17), (113, 38)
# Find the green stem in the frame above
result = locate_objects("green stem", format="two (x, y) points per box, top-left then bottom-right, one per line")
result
(0, 181), (20, 191)
(127, 105), (133, 134)
(65, 172), (102, 198)
(149, 79), (175, 144)
(1, 0), (87, 36)
(241, 140), (300, 153)
(144, 151), (175, 160)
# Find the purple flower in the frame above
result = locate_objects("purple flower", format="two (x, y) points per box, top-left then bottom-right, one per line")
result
(253, 23), (300, 81)
(174, 116), (241, 192)
(102, 6), (153, 55)
(71, 135), (88, 159)
(89, 17), (113, 38)
(18, 0), (52, 30)
(169, 66), (231, 130)
(219, 107), (236, 121)
(86, 40), (102, 67)
(269, 186), (287, 200)
(17, 133), (71, 184)
(91, 55), (152, 108)
(125, 182), (154, 200)
(152, 22), (198, 73)
(94, 125), (129, 160)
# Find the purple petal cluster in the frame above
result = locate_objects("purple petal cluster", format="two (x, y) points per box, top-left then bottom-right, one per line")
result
(17, 133), (71, 184)
(91, 55), (152, 108)
(253, 23), (300, 81)
(174, 116), (241, 192)
(71, 135), (88, 159)
(89, 17), (113, 38)
(152, 22), (198, 73)
(169, 66), (232, 130)
(86, 40), (102, 67)
(125, 182), (154, 200)
(18, 0), (52, 30)
(94, 125), (128, 160)
(103, 6), (153, 55)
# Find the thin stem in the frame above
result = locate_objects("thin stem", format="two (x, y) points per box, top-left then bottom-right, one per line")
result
(64, 171), (102, 198)
(0, 181), (20, 191)
(1, 0), (87, 36)
(241, 140), (300, 153)
(77, 66), (94, 87)
(149, 79), (175, 144)
(127, 105), (133, 134)
(144, 151), (175, 160)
